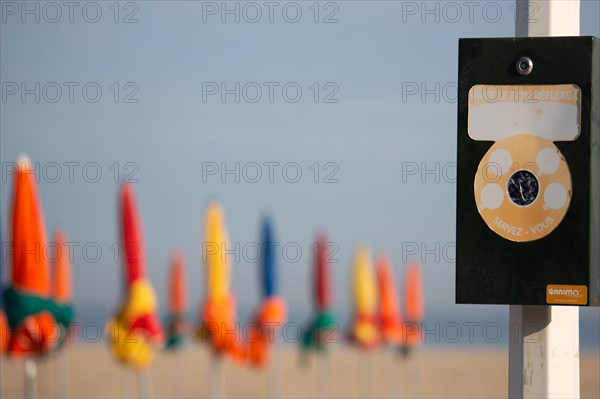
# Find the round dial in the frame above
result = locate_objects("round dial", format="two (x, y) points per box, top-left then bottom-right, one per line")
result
(507, 170), (539, 206)
(474, 135), (572, 242)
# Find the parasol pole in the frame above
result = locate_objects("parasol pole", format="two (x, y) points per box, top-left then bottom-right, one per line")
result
(267, 338), (283, 399)
(382, 344), (397, 398)
(316, 350), (333, 399)
(54, 349), (69, 398)
(209, 352), (224, 399)
(24, 359), (37, 399)
(137, 368), (153, 399)
(0, 356), (4, 399)
(356, 348), (372, 399)
(174, 347), (189, 398)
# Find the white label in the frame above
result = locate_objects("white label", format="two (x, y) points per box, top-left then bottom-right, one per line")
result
(468, 84), (581, 141)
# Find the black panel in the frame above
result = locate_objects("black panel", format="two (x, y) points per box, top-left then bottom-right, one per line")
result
(456, 37), (595, 305)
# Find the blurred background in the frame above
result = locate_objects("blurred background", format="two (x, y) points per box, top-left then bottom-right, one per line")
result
(1, 1), (599, 351)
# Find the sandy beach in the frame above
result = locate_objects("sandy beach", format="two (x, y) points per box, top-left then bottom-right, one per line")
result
(1, 345), (598, 398)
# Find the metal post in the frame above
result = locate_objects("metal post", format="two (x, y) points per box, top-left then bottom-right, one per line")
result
(510, 1), (581, 398)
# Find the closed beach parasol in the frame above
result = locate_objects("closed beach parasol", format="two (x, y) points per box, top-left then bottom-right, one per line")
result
(165, 252), (188, 351)
(349, 244), (380, 349)
(107, 183), (163, 372)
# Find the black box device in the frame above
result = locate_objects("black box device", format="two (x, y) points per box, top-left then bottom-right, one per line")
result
(456, 36), (599, 306)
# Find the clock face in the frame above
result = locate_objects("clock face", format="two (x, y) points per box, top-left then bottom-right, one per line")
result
(507, 170), (539, 207)
(474, 135), (572, 242)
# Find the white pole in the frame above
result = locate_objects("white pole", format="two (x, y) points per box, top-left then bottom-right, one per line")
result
(515, 0), (580, 38)
(511, 3), (581, 398)
(24, 359), (37, 399)
(509, 306), (580, 398)
(137, 369), (153, 399)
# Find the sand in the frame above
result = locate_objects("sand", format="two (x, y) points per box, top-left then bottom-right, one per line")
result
(1, 345), (598, 398)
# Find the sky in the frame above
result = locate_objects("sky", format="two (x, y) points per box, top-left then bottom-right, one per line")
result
(1, 1), (599, 348)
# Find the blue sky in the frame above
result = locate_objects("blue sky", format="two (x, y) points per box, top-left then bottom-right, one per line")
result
(1, 1), (599, 347)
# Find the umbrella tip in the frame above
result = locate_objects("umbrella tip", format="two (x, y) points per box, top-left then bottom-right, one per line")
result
(316, 232), (327, 243)
(54, 227), (66, 241)
(207, 199), (220, 207)
(171, 250), (184, 266)
(262, 216), (273, 232)
(377, 254), (391, 267)
(120, 181), (136, 203)
(356, 242), (370, 254)
(120, 180), (131, 192)
(16, 153), (31, 168)
(206, 200), (223, 215)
